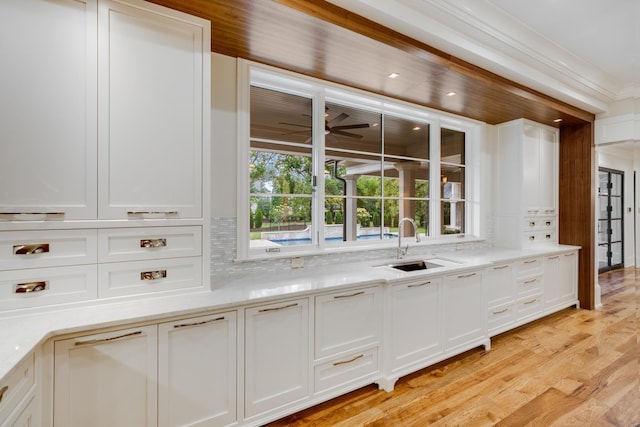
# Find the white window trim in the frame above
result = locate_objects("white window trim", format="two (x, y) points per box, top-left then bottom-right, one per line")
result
(236, 59), (485, 260)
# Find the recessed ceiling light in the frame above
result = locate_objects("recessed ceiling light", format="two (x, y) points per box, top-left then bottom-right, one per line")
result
(446, 91), (457, 97)
(387, 72), (399, 79)
(413, 126), (421, 131)
(553, 118), (563, 123)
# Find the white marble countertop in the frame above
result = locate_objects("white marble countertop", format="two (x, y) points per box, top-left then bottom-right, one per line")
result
(0, 245), (580, 383)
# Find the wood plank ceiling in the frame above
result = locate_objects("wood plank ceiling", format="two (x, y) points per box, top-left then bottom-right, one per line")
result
(146, 0), (595, 127)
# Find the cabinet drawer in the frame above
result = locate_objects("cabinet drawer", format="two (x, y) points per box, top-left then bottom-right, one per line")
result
(0, 230), (97, 270)
(487, 303), (515, 336)
(0, 265), (97, 311)
(516, 295), (543, 320)
(314, 347), (378, 394)
(97, 226), (201, 263)
(315, 286), (380, 359)
(523, 230), (556, 246)
(0, 353), (34, 423)
(516, 275), (542, 296)
(515, 257), (542, 277)
(98, 257), (202, 298)
(523, 217), (555, 230)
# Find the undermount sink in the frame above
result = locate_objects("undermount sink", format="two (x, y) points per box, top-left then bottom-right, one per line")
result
(388, 260), (444, 272)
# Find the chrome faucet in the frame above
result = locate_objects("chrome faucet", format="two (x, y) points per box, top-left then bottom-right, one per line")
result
(397, 217), (421, 259)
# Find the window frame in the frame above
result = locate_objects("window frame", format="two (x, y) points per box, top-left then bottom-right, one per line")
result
(237, 60), (483, 260)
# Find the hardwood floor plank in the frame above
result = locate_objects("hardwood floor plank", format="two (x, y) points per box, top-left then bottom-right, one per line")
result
(266, 267), (640, 426)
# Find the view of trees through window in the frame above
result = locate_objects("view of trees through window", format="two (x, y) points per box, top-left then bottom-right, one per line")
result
(248, 81), (464, 252)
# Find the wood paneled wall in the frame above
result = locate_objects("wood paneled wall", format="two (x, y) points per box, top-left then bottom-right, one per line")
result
(559, 123), (596, 309)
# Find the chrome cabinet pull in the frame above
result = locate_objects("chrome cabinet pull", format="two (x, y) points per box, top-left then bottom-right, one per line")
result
(492, 308), (509, 315)
(523, 279), (537, 284)
(15, 281), (48, 293)
(457, 272), (476, 279)
(529, 221), (535, 227)
(333, 291), (365, 299)
(140, 238), (167, 248)
(564, 252), (576, 257)
(545, 234), (552, 239)
(127, 211), (178, 215)
(174, 316), (225, 329)
(493, 265), (509, 270)
(0, 212), (64, 216)
(140, 270), (167, 280)
(548, 255), (559, 260)
(545, 221), (552, 226)
(523, 298), (537, 305)
(13, 243), (50, 255)
(259, 303), (298, 313)
(524, 259), (537, 264)
(529, 235), (535, 240)
(74, 331), (143, 346)
(333, 354), (364, 366)
(408, 281), (430, 287)
(0, 385), (8, 402)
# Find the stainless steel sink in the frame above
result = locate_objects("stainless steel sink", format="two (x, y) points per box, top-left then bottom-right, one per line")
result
(387, 260), (444, 272)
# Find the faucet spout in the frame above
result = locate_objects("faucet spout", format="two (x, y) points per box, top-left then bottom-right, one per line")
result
(397, 217), (420, 259)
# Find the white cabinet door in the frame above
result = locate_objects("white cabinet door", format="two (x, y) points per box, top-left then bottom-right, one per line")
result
(544, 251), (578, 309)
(389, 278), (442, 372)
(98, 0), (208, 219)
(443, 270), (485, 351)
(522, 123), (541, 215)
(54, 325), (158, 427)
(0, 0), (97, 220)
(158, 312), (237, 427)
(486, 263), (513, 308)
(244, 298), (309, 419)
(538, 127), (558, 215)
(315, 287), (380, 359)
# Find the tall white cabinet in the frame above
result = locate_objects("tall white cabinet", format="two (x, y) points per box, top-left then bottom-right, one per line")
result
(0, 0), (211, 314)
(494, 119), (559, 248)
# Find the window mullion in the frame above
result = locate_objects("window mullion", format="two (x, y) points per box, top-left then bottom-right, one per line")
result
(313, 92), (326, 249)
(430, 122), (442, 239)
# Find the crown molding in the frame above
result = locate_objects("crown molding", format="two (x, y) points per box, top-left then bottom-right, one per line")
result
(327, 0), (620, 113)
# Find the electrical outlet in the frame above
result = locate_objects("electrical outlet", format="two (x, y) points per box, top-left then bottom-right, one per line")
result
(291, 257), (304, 269)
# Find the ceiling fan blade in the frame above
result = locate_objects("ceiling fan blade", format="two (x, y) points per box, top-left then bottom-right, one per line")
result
(326, 112), (349, 127)
(279, 122), (312, 129)
(332, 123), (370, 130)
(331, 129), (364, 139)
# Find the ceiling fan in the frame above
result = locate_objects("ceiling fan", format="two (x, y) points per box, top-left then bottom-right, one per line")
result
(280, 112), (370, 142)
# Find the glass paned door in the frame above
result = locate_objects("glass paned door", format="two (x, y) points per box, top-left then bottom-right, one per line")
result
(598, 168), (624, 272)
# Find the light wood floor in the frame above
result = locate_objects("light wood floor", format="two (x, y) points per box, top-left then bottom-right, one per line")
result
(267, 268), (639, 426)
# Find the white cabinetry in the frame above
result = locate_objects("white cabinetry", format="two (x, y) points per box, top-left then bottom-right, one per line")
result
(442, 270), (486, 352)
(0, 0), (211, 313)
(244, 298), (310, 420)
(0, 354), (36, 427)
(314, 287), (381, 395)
(97, 0), (205, 220)
(486, 263), (516, 336)
(0, 0), (97, 221)
(544, 250), (579, 312)
(158, 312), (237, 427)
(54, 325), (158, 427)
(495, 119), (559, 248)
(384, 278), (442, 388)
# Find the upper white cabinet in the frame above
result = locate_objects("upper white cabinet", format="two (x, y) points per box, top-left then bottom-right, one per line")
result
(495, 119), (559, 248)
(97, 0), (207, 219)
(0, 0), (97, 221)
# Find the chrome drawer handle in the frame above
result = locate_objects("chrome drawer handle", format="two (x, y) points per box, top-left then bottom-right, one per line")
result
(13, 243), (50, 255)
(524, 259), (537, 264)
(174, 316), (225, 329)
(457, 272), (476, 279)
(140, 270), (167, 280)
(493, 265), (509, 270)
(564, 253), (576, 257)
(140, 238), (167, 248)
(74, 331), (142, 346)
(127, 211), (178, 215)
(0, 385), (8, 402)
(333, 354), (364, 366)
(15, 281), (48, 293)
(523, 279), (537, 284)
(529, 235), (535, 241)
(546, 234), (552, 240)
(529, 221), (535, 227)
(259, 303), (298, 312)
(548, 255), (559, 260)
(0, 212), (64, 216)
(545, 221), (552, 226)
(408, 281), (430, 287)
(333, 291), (365, 299)
(492, 308), (509, 315)
(523, 298), (537, 305)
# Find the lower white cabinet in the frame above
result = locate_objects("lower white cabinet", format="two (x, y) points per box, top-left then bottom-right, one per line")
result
(544, 251), (578, 310)
(244, 298), (309, 419)
(442, 270), (486, 352)
(54, 325), (158, 427)
(54, 312), (237, 427)
(158, 313), (237, 427)
(388, 278), (442, 374)
(3, 396), (36, 427)
(486, 263), (516, 336)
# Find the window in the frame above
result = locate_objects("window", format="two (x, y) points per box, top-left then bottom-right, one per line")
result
(239, 63), (480, 258)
